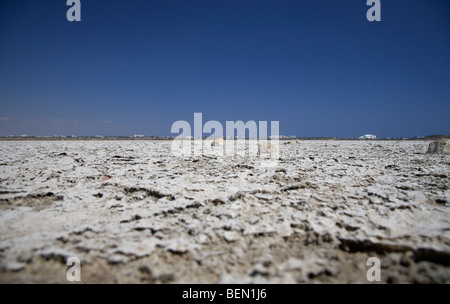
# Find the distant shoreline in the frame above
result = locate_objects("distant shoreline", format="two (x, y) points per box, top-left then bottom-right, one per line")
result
(0, 136), (448, 142)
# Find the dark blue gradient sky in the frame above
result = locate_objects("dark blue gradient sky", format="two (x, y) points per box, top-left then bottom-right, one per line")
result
(1, 0), (449, 137)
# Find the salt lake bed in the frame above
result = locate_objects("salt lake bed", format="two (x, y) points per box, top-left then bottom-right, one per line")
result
(0, 140), (449, 283)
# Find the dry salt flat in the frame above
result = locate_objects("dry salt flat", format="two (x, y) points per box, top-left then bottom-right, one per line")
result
(0, 140), (449, 283)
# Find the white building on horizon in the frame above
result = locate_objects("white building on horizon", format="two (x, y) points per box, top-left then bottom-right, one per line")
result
(359, 134), (377, 139)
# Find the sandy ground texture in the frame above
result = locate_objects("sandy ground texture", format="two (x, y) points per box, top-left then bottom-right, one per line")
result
(0, 140), (449, 283)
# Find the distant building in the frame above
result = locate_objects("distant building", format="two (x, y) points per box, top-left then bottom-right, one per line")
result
(359, 134), (377, 140)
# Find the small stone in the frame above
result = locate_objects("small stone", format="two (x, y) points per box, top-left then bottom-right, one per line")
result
(223, 231), (240, 242)
(211, 138), (225, 146)
(249, 216), (259, 224)
(197, 234), (208, 244)
(427, 139), (450, 155)
(166, 239), (189, 254)
(252, 263), (270, 275)
(7, 262), (27, 272)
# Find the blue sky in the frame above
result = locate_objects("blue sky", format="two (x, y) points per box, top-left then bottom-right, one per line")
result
(0, 0), (449, 137)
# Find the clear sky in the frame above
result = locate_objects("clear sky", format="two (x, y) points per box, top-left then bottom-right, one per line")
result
(0, 0), (449, 137)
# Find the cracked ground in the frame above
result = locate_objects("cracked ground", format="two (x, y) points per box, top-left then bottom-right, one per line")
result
(0, 140), (449, 283)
